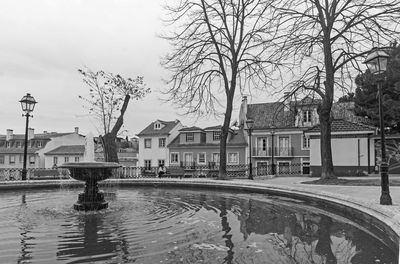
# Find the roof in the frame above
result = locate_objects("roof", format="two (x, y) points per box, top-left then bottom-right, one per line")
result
(247, 102), (295, 129)
(44, 145), (85, 155)
(0, 132), (76, 141)
(306, 119), (376, 134)
(137, 120), (180, 136)
(179, 126), (204, 132)
(204, 125), (222, 131)
(0, 147), (41, 154)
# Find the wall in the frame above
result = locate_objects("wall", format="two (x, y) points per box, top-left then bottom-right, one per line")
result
(310, 135), (374, 176)
(36, 133), (85, 168)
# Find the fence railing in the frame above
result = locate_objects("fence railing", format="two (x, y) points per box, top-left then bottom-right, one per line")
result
(0, 163), (309, 181)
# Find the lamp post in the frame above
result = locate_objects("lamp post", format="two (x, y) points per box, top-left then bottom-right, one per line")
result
(364, 48), (392, 205)
(20, 93), (37, 181)
(246, 119), (255, 180)
(271, 127), (276, 175)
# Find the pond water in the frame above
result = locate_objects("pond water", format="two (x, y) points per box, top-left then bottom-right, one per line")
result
(0, 186), (396, 264)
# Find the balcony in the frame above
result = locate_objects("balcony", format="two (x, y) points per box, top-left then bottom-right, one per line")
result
(252, 147), (293, 157)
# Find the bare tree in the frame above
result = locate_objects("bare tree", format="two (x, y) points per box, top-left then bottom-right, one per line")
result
(270, 0), (400, 179)
(161, 0), (279, 179)
(78, 68), (150, 162)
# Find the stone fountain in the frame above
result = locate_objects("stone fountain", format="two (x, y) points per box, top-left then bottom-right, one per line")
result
(60, 133), (120, 211)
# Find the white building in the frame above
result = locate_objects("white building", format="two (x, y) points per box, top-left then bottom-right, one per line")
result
(305, 119), (376, 176)
(137, 120), (183, 168)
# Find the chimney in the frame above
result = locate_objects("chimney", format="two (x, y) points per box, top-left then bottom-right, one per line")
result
(6, 129), (13, 141)
(28, 128), (35, 140)
(74, 127), (79, 134)
(283, 92), (291, 112)
(238, 96), (248, 127)
(28, 128), (34, 140)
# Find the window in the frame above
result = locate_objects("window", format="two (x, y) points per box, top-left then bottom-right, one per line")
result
(170, 153), (179, 164)
(0, 155), (4, 164)
(15, 141), (20, 148)
(228, 153), (239, 164)
(37, 141), (42, 147)
(198, 153), (206, 164)
(184, 153), (193, 164)
(154, 123), (161, 130)
(6, 141), (10, 148)
(19, 155), (23, 163)
(212, 153), (220, 165)
(144, 160), (152, 170)
(29, 156), (35, 165)
(144, 139), (152, 148)
(303, 110), (312, 123)
(53, 156), (58, 165)
(64, 157), (70, 163)
(158, 159), (165, 167)
(9, 155), (15, 164)
(159, 138), (166, 148)
(302, 135), (310, 149)
(186, 133), (194, 142)
(213, 131), (221, 141)
(74, 157), (80, 162)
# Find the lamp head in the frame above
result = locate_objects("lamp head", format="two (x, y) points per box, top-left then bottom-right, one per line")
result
(20, 93), (37, 113)
(364, 48), (389, 75)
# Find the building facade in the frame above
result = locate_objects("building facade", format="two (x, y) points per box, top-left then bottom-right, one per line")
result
(0, 127), (85, 169)
(168, 125), (247, 168)
(137, 120), (183, 168)
(239, 96), (320, 176)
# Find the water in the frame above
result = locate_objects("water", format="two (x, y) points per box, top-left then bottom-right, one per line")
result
(0, 187), (396, 264)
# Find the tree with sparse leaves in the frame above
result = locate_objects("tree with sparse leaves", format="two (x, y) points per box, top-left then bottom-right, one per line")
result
(78, 68), (150, 162)
(161, 0), (280, 179)
(270, 0), (400, 179)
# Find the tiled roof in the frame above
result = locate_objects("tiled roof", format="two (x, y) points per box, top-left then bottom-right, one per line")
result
(0, 147), (41, 154)
(306, 119), (376, 133)
(204, 125), (222, 131)
(137, 120), (180, 136)
(0, 132), (75, 140)
(247, 102), (295, 129)
(44, 145), (85, 155)
(179, 126), (204, 132)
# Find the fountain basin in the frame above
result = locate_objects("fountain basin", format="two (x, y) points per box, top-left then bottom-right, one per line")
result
(59, 162), (121, 211)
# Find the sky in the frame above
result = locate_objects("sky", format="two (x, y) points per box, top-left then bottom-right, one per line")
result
(0, 0), (298, 138)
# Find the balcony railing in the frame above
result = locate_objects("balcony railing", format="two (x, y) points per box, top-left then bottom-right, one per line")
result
(252, 147), (293, 157)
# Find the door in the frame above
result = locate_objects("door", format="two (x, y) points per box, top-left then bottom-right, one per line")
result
(279, 137), (290, 156)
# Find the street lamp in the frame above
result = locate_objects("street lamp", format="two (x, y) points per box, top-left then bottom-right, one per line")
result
(270, 126), (276, 175)
(364, 48), (392, 205)
(20, 93), (37, 181)
(245, 119), (255, 180)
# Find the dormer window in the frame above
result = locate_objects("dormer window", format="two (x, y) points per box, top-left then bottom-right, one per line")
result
(213, 131), (221, 141)
(154, 123), (162, 130)
(303, 110), (312, 123)
(6, 141), (10, 148)
(186, 133), (194, 142)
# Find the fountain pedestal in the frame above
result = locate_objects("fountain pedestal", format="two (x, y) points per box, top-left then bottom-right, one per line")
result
(60, 162), (120, 211)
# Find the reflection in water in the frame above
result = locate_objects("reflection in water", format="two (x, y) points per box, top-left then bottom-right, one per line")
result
(0, 188), (396, 264)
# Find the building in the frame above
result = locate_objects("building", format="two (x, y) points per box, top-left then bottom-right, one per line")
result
(137, 120), (183, 168)
(239, 95), (320, 175)
(167, 125), (247, 168)
(0, 127), (85, 169)
(305, 119), (376, 176)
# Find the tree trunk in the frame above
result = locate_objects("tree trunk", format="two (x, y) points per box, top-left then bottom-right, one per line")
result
(319, 111), (335, 179)
(101, 133), (119, 163)
(218, 92), (234, 180)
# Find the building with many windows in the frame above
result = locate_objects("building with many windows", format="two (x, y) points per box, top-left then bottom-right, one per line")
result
(137, 120), (183, 168)
(0, 127), (85, 169)
(239, 95), (319, 175)
(167, 125), (247, 169)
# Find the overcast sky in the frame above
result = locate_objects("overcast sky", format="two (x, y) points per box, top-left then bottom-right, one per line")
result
(0, 0), (275, 137)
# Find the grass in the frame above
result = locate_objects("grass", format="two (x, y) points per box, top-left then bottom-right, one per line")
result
(303, 178), (400, 186)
